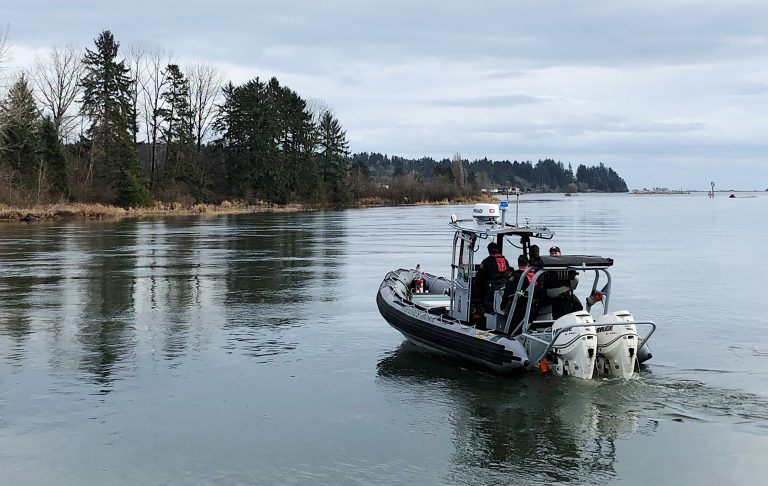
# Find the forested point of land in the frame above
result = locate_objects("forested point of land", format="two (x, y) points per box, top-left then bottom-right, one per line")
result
(0, 29), (628, 212)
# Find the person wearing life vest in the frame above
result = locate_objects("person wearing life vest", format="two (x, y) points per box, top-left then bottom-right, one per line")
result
(474, 241), (511, 314)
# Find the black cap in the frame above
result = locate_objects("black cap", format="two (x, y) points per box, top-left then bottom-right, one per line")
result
(487, 242), (499, 253)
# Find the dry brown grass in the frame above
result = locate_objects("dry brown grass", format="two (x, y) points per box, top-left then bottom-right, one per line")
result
(0, 200), (310, 223)
(413, 194), (499, 205)
(355, 194), (495, 208)
(0, 194), (498, 222)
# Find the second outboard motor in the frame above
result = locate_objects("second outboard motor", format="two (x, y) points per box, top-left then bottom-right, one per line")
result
(595, 311), (638, 379)
(551, 311), (597, 379)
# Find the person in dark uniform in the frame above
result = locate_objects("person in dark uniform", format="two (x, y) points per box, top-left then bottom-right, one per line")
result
(474, 241), (510, 314)
(502, 255), (528, 307)
(524, 245), (545, 317)
(545, 245), (583, 319)
(501, 254), (531, 321)
(529, 244), (542, 266)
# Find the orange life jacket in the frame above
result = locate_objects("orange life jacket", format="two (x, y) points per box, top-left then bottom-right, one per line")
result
(491, 253), (507, 273)
(493, 254), (508, 273)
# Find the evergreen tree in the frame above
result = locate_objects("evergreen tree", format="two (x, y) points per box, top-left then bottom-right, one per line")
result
(214, 77), (319, 203)
(37, 116), (69, 199)
(353, 154), (629, 194)
(575, 162), (628, 192)
(315, 110), (350, 203)
(272, 79), (317, 202)
(157, 64), (194, 191)
(214, 78), (274, 200)
(0, 74), (40, 194)
(80, 30), (150, 206)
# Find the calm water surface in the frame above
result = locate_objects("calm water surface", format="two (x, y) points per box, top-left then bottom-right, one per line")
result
(1, 193), (767, 485)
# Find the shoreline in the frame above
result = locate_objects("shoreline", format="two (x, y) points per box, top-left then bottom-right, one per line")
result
(0, 195), (498, 223)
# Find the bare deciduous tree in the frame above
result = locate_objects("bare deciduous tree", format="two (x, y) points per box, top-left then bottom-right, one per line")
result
(306, 97), (333, 125)
(187, 62), (223, 152)
(452, 152), (466, 187)
(125, 44), (146, 144)
(0, 25), (11, 159)
(137, 46), (173, 189)
(0, 24), (10, 86)
(31, 44), (84, 142)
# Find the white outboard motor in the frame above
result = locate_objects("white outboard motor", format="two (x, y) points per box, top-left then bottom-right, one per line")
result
(472, 203), (500, 224)
(551, 311), (597, 379)
(595, 311), (639, 379)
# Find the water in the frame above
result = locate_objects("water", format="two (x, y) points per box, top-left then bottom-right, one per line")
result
(1, 193), (767, 485)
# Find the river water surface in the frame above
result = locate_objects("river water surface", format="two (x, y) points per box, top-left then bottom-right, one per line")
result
(1, 193), (767, 485)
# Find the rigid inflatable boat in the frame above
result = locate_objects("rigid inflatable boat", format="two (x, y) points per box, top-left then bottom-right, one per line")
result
(376, 200), (655, 379)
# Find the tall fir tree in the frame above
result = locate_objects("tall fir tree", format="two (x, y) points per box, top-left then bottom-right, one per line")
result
(0, 74), (41, 196)
(80, 30), (150, 206)
(315, 111), (349, 204)
(37, 116), (69, 199)
(157, 64), (194, 192)
(273, 80), (317, 202)
(214, 78), (273, 200)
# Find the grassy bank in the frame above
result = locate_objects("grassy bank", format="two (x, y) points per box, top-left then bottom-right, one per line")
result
(0, 200), (307, 222)
(0, 195), (498, 222)
(356, 194), (497, 207)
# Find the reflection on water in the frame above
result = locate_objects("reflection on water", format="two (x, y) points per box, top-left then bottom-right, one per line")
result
(377, 341), (768, 484)
(377, 343), (657, 484)
(0, 212), (348, 391)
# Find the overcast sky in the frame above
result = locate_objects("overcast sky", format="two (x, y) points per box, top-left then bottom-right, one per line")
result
(2, 0), (767, 190)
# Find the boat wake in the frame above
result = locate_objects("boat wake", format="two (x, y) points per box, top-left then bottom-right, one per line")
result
(378, 343), (768, 436)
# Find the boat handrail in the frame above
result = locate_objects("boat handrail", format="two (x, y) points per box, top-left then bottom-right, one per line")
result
(538, 263), (613, 271)
(449, 221), (554, 239)
(505, 267), (551, 335)
(525, 322), (600, 363)
(527, 321), (657, 364)
(530, 319), (555, 329)
(634, 321), (657, 350)
(505, 267), (613, 335)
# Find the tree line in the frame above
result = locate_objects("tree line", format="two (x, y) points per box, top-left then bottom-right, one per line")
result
(0, 28), (627, 209)
(0, 29), (351, 207)
(353, 153), (628, 193)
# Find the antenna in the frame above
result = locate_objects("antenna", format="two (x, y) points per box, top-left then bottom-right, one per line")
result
(514, 187), (521, 226)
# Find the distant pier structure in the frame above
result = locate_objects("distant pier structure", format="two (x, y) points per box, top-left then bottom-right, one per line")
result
(708, 181), (715, 198)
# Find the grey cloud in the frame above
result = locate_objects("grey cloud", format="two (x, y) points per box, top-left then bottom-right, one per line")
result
(482, 70), (526, 80)
(729, 82), (768, 96)
(427, 116), (706, 137)
(337, 75), (361, 87)
(6, 1), (768, 71)
(431, 94), (545, 108)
